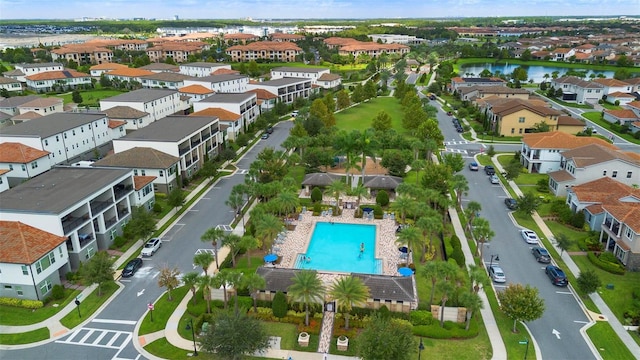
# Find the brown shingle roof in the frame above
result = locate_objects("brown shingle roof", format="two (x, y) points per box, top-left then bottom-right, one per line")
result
(104, 105), (149, 119)
(134, 175), (157, 190)
(247, 88), (277, 100)
(93, 147), (179, 169)
(602, 203), (640, 233)
(0, 142), (50, 163)
(108, 120), (126, 129)
(0, 221), (66, 264)
(522, 131), (617, 150)
(227, 41), (302, 52)
(562, 143), (640, 167)
(26, 69), (89, 81)
(179, 84), (214, 95)
(491, 99), (561, 117)
(90, 62), (129, 71)
(572, 177), (640, 206)
(19, 97), (63, 108)
(318, 73), (341, 81)
(190, 108), (240, 121)
(557, 116), (585, 126)
(604, 109), (638, 119)
(211, 68), (240, 75)
(592, 78), (630, 87)
(548, 169), (575, 182)
(106, 68), (155, 77)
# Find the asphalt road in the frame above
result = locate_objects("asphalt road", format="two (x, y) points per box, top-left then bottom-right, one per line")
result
(436, 105), (595, 359)
(3, 121), (293, 360)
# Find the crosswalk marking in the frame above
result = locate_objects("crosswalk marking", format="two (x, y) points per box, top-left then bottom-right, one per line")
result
(444, 140), (471, 146)
(442, 148), (469, 155)
(56, 327), (132, 350)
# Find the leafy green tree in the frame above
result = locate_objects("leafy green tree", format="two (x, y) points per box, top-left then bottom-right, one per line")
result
(371, 110), (392, 132)
(376, 190), (389, 206)
(504, 159), (522, 181)
(82, 251), (114, 296)
(420, 163), (452, 195)
(451, 174), (469, 207)
(351, 83), (365, 103)
(442, 153), (465, 173)
(402, 103), (427, 131)
(242, 273), (266, 313)
(71, 90), (83, 104)
(577, 269), (601, 296)
(363, 80), (377, 99)
(417, 119), (444, 144)
(271, 291), (288, 318)
(472, 217), (494, 258)
(336, 89), (350, 109)
(498, 283), (545, 333)
(157, 265), (180, 301)
(323, 92), (336, 113)
(287, 270), (325, 326)
(356, 313), (416, 360)
(465, 201), (482, 231)
(122, 206), (156, 241)
(200, 310), (270, 360)
(555, 233), (573, 257)
(221, 233), (243, 268)
(517, 192), (541, 215)
(421, 261), (447, 305)
(310, 187), (323, 203)
(396, 226), (422, 265)
(181, 271), (200, 305)
(381, 149), (411, 177)
(254, 213), (282, 251)
(329, 276), (370, 329)
(167, 187), (185, 211)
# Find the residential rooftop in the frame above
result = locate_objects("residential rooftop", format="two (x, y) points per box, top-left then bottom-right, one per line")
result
(117, 115), (218, 143)
(0, 113), (107, 139)
(200, 92), (255, 103)
(100, 89), (178, 103)
(0, 221), (67, 264)
(93, 147), (179, 169)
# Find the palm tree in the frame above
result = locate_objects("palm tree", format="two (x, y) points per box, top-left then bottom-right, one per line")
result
(460, 292), (484, 331)
(329, 276), (370, 329)
(468, 264), (489, 294)
(201, 227), (225, 269)
(226, 192), (245, 226)
(472, 217), (495, 258)
(193, 251), (215, 275)
(221, 233), (242, 268)
(411, 159), (427, 183)
(213, 269), (232, 310)
(356, 129), (378, 179)
(255, 213), (283, 251)
(465, 201), (482, 231)
(411, 140), (424, 160)
(421, 261), (447, 305)
(225, 270), (244, 315)
(198, 274), (214, 313)
(390, 195), (413, 224)
(275, 191), (299, 218)
(334, 130), (359, 178)
(287, 270), (325, 326)
(243, 273), (266, 314)
(348, 184), (369, 207)
(343, 155), (362, 185)
(416, 212), (443, 263)
(451, 174), (469, 207)
(326, 180), (348, 211)
(239, 235), (259, 267)
(437, 280), (455, 327)
(182, 271), (200, 305)
(396, 226), (422, 265)
(423, 139), (439, 162)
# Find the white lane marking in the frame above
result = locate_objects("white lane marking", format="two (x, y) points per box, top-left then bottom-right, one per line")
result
(574, 320), (589, 324)
(92, 319), (137, 325)
(556, 291), (573, 295)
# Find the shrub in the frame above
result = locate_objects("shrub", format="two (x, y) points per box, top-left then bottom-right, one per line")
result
(587, 252), (625, 274)
(310, 187), (323, 203)
(570, 212), (585, 228)
(376, 190), (389, 207)
(50, 284), (66, 300)
(410, 310), (434, 326)
(450, 235), (461, 250)
(450, 247), (465, 267)
(536, 178), (549, 192)
(0, 297), (44, 309)
(313, 202), (322, 216)
(272, 291), (288, 318)
(152, 202), (162, 214)
(112, 236), (127, 248)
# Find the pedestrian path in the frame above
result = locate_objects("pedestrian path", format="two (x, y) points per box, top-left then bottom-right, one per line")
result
(491, 154), (640, 359)
(317, 310), (335, 353)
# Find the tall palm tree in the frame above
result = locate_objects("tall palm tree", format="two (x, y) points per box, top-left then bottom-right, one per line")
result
(275, 191), (299, 218)
(326, 180), (348, 211)
(468, 264), (488, 294)
(396, 226), (422, 265)
(421, 261), (447, 305)
(465, 201), (482, 231)
(225, 270), (244, 315)
(193, 251), (215, 275)
(460, 292), (483, 331)
(355, 129), (378, 179)
(255, 213), (283, 251)
(389, 195), (413, 224)
(472, 217), (495, 258)
(198, 274), (214, 313)
(287, 270), (325, 326)
(333, 130), (359, 178)
(213, 269), (231, 310)
(416, 212), (443, 263)
(239, 235), (259, 267)
(201, 227), (225, 269)
(348, 184), (369, 207)
(182, 271), (200, 305)
(411, 159), (427, 183)
(451, 174), (469, 207)
(343, 155), (362, 186)
(221, 233), (242, 268)
(329, 276), (370, 329)
(242, 273), (266, 314)
(411, 139), (424, 160)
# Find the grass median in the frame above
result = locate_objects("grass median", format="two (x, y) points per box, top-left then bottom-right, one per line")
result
(0, 328), (50, 345)
(0, 288), (80, 326)
(139, 286), (189, 335)
(60, 282), (119, 329)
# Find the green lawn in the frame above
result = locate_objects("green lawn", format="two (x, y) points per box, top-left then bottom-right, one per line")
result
(582, 112), (640, 145)
(0, 288), (80, 326)
(60, 282), (119, 329)
(335, 97), (405, 133)
(139, 286), (190, 335)
(572, 255), (640, 322)
(53, 89), (126, 107)
(0, 327), (49, 345)
(586, 322), (637, 360)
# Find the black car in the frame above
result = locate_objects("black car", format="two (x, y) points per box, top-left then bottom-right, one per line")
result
(456, 126), (464, 133)
(504, 198), (518, 210)
(266, 126), (274, 134)
(485, 165), (495, 175)
(545, 265), (568, 286)
(532, 247), (551, 263)
(122, 258), (143, 277)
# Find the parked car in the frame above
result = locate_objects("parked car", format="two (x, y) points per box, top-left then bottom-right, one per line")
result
(122, 258), (143, 277)
(489, 175), (500, 184)
(266, 126), (274, 134)
(545, 265), (568, 286)
(291, 110), (299, 117)
(447, 111), (453, 116)
(520, 229), (540, 244)
(429, 94), (436, 100)
(531, 247), (551, 263)
(456, 126), (464, 133)
(261, 133), (269, 140)
(488, 265), (506, 283)
(469, 162), (479, 171)
(504, 198), (518, 210)
(141, 238), (162, 257)
(484, 165), (495, 175)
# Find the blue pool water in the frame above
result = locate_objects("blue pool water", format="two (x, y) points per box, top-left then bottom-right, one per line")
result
(295, 222), (381, 274)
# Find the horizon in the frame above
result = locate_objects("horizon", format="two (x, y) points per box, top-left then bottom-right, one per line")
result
(0, 0), (639, 21)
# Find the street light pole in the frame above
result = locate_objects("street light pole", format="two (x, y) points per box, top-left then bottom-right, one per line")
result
(186, 318), (198, 356)
(74, 298), (81, 318)
(489, 254), (500, 268)
(418, 337), (424, 360)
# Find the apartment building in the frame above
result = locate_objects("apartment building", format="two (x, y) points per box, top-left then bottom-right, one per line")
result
(193, 92), (259, 132)
(178, 84), (215, 105)
(16, 97), (64, 118)
(246, 78), (314, 104)
(0, 142), (52, 186)
(5, 63), (64, 82)
(145, 41), (209, 63)
(247, 88), (278, 112)
(600, 202), (640, 270)
(104, 68), (155, 84)
(270, 67), (341, 89)
(89, 62), (129, 77)
(51, 44), (113, 65)
(226, 41), (302, 62)
(182, 74), (249, 93)
(140, 72), (194, 90)
(0, 77), (22, 94)
(102, 106), (152, 131)
(0, 95), (42, 116)
(179, 62), (232, 77)
(100, 89), (188, 122)
(459, 85), (529, 101)
(25, 69), (92, 92)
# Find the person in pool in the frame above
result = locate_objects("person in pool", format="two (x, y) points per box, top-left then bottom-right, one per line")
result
(360, 242), (365, 254)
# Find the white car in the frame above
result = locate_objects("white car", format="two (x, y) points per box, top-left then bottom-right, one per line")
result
(520, 229), (539, 244)
(488, 265), (506, 283)
(489, 175), (500, 184)
(141, 238), (162, 257)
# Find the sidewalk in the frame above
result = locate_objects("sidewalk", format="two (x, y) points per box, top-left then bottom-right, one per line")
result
(491, 154), (640, 358)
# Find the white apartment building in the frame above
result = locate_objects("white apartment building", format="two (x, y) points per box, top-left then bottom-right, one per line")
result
(0, 77), (23, 93)
(194, 92), (259, 131)
(140, 72), (194, 90)
(17, 97), (64, 118)
(0, 142), (53, 187)
(246, 77), (315, 104)
(25, 69), (92, 93)
(100, 89), (188, 122)
(7, 62), (64, 82)
(270, 67), (341, 90)
(179, 62), (231, 77)
(0, 95), (43, 116)
(182, 74), (249, 93)
(0, 169), (9, 193)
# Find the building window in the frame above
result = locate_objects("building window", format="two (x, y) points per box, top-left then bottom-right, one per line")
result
(159, 170), (164, 177)
(134, 170), (138, 176)
(627, 171), (632, 178)
(31, 161), (38, 169)
(39, 280), (52, 294)
(21, 164), (26, 171)
(21, 265), (28, 275)
(15, 286), (23, 296)
(626, 227), (634, 239)
(612, 171), (617, 178)
(519, 128), (523, 134)
(141, 169), (146, 176)
(8, 165), (12, 170)
(49, 252), (56, 264)
(518, 117), (525, 123)
(511, 128), (515, 134)
(44, 139), (49, 146)
(603, 170), (607, 176)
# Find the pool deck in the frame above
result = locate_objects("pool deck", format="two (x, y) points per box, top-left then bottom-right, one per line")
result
(274, 208), (406, 282)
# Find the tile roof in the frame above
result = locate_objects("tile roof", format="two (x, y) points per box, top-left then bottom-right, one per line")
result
(108, 120), (126, 129)
(223, 33), (259, 40)
(227, 41), (302, 52)
(179, 84), (214, 95)
(18, 97), (63, 108)
(191, 107), (241, 120)
(563, 143), (640, 167)
(11, 111), (42, 121)
(557, 115), (585, 126)
(490, 99), (561, 117)
(93, 147), (179, 169)
(134, 175), (157, 190)
(103, 105), (149, 119)
(0, 142), (50, 163)
(0, 221), (67, 264)
(318, 73), (341, 81)
(15, 62), (63, 69)
(592, 78), (630, 87)
(552, 76), (603, 89)
(210, 68), (240, 75)
(3, 69), (24, 77)
(571, 177), (640, 205)
(89, 62), (129, 71)
(602, 203), (640, 233)
(106, 68), (155, 78)
(247, 88), (278, 100)
(584, 204), (604, 215)
(0, 169), (9, 175)
(270, 33), (304, 40)
(0, 95), (42, 108)
(547, 169), (575, 182)
(0, 112), (108, 138)
(608, 92), (635, 98)
(101, 88), (177, 103)
(460, 85), (529, 95)
(522, 131), (618, 150)
(26, 69), (89, 81)
(0, 77), (20, 84)
(604, 109), (638, 119)
(200, 92), (255, 104)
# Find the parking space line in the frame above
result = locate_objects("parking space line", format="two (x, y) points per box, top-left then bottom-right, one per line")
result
(556, 291), (573, 295)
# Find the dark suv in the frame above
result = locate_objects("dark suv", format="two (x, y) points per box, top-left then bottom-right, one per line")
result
(485, 165), (495, 175)
(504, 198), (518, 210)
(545, 265), (568, 286)
(532, 247), (551, 263)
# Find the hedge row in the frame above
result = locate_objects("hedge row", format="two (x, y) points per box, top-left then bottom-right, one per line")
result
(413, 319), (478, 339)
(0, 297), (44, 309)
(587, 252), (625, 275)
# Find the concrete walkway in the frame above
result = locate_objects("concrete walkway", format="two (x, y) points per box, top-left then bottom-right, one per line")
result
(491, 154), (640, 359)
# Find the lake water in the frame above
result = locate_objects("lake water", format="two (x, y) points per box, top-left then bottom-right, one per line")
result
(459, 63), (615, 83)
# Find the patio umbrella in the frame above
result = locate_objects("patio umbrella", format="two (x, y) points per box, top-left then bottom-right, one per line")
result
(398, 246), (409, 253)
(264, 254), (278, 263)
(398, 267), (413, 276)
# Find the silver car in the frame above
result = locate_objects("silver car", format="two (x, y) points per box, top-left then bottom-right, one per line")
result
(141, 237), (162, 257)
(489, 175), (500, 184)
(520, 229), (539, 244)
(488, 265), (506, 283)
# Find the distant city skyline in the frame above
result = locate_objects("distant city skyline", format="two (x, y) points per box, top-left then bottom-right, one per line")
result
(0, 0), (639, 20)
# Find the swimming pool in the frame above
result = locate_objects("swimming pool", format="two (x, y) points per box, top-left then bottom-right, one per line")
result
(294, 222), (381, 274)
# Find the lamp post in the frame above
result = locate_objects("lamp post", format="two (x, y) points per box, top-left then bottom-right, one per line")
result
(74, 297), (81, 318)
(418, 337), (424, 360)
(489, 254), (500, 269)
(185, 318), (198, 356)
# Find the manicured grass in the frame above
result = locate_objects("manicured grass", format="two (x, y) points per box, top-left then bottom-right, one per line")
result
(582, 112), (640, 145)
(59, 281), (119, 329)
(572, 255), (640, 322)
(545, 221), (588, 252)
(586, 322), (637, 360)
(475, 133), (522, 142)
(600, 103), (623, 110)
(0, 288), (80, 326)
(52, 89), (126, 106)
(144, 338), (201, 359)
(139, 286), (190, 335)
(0, 327), (49, 345)
(335, 97), (405, 133)
(513, 172), (548, 187)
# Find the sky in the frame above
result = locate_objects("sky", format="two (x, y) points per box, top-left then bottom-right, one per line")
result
(0, 0), (638, 20)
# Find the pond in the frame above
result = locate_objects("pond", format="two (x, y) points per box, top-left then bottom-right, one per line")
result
(459, 63), (615, 83)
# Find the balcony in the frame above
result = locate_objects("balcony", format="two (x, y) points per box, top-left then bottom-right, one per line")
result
(104, 216), (117, 229)
(113, 184), (133, 200)
(179, 147), (190, 156)
(90, 200), (111, 214)
(191, 139), (201, 147)
(117, 207), (129, 219)
(62, 215), (89, 234)
(78, 233), (94, 249)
